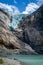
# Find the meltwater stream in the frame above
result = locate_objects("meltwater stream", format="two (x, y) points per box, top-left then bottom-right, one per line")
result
(8, 54), (43, 65)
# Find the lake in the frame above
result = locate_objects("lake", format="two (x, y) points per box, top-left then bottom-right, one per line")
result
(8, 54), (43, 65)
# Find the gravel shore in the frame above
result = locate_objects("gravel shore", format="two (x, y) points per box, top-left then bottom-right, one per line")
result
(0, 57), (26, 65)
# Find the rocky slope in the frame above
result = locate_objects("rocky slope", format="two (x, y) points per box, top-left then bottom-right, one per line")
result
(0, 57), (26, 65)
(17, 5), (43, 54)
(0, 8), (36, 54)
(0, 5), (43, 54)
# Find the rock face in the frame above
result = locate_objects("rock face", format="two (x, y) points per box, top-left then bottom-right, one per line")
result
(0, 8), (36, 54)
(0, 5), (43, 54)
(17, 5), (43, 54)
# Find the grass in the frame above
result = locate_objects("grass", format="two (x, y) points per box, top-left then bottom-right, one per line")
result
(0, 59), (4, 64)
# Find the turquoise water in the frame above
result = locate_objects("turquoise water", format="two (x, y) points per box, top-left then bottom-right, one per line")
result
(8, 55), (43, 65)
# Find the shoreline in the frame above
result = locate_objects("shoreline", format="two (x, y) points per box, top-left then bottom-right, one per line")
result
(0, 57), (26, 65)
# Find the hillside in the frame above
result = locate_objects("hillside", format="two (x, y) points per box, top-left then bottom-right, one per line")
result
(17, 5), (43, 54)
(0, 5), (43, 54)
(0, 8), (36, 55)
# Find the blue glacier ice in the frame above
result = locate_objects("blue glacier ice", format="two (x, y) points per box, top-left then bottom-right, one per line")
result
(9, 13), (28, 30)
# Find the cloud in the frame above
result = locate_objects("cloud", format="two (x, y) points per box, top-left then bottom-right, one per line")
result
(0, 2), (20, 14)
(22, 3), (39, 14)
(0, 2), (41, 14)
(37, 0), (43, 5)
(14, 0), (17, 4)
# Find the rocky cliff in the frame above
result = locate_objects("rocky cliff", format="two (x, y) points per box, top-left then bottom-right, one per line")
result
(17, 5), (43, 54)
(0, 8), (36, 54)
(0, 5), (43, 54)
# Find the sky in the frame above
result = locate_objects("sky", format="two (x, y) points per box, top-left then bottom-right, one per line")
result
(0, 0), (43, 14)
(0, 0), (43, 29)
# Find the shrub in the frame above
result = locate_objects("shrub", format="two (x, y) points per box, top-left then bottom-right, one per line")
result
(0, 59), (4, 64)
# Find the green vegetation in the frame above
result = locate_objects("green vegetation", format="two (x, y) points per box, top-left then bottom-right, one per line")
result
(0, 59), (4, 64)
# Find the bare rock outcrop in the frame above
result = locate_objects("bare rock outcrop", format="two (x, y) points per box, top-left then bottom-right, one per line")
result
(17, 5), (43, 54)
(0, 8), (36, 54)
